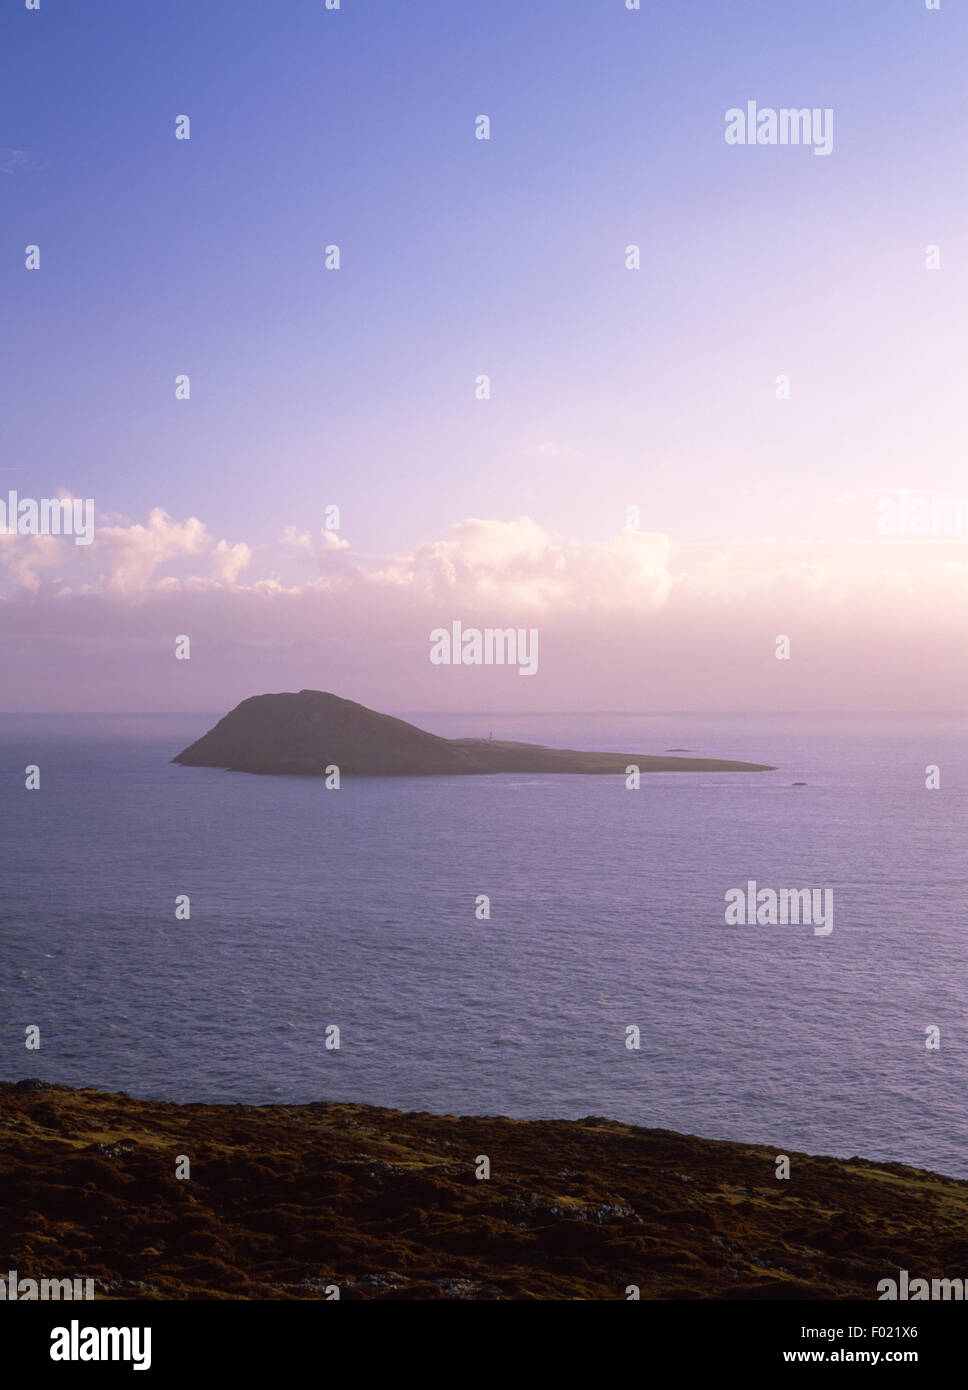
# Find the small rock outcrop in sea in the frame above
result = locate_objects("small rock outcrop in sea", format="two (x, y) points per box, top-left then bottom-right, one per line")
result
(171, 690), (777, 777)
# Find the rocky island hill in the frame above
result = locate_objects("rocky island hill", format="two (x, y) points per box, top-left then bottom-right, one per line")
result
(172, 691), (775, 777)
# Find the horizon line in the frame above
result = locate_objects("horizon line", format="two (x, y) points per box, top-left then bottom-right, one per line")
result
(1, 709), (965, 719)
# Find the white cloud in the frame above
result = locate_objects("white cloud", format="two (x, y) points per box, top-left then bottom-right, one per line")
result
(0, 148), (46, 175)
(282, 526), (311, 548)
(211, 539), (252, 584)
(1, 506), (966, 712)
(90, 509), (208, 596)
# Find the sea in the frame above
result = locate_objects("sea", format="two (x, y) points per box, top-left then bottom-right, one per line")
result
(2, 710), (966, 1178)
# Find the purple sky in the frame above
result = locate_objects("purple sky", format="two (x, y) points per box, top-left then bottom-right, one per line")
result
(2, 0), (966, 712)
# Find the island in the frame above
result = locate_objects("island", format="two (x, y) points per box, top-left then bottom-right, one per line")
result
(171, 690), (776, 777)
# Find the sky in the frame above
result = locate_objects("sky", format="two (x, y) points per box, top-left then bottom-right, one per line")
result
(1, 0), (966, 713)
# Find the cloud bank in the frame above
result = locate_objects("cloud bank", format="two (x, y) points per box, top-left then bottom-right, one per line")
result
(1, 510), (964, 712)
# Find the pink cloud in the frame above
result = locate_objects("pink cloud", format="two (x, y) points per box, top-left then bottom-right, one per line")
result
(1, 509), (966, 712)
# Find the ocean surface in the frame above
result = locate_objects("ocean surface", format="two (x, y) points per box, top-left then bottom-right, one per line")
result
(2, 710), (966, 1178)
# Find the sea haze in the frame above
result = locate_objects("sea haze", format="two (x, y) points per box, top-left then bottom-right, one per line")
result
(1, 711), (965, 1177)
